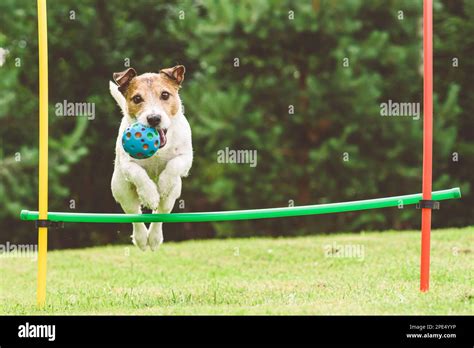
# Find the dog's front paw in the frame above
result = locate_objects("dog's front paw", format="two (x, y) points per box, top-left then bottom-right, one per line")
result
(137, 183), (160, 210)
(158, 173), (180, 199)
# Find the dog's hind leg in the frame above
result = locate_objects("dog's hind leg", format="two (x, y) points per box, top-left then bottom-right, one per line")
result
(147, 212), (164, 252)
(148, 176), (182, 251)
(123, 201), (149, 251)
(112, 171), (149, 251)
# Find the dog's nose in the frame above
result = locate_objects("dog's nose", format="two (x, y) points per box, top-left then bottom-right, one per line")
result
(147, 114), (161, 127)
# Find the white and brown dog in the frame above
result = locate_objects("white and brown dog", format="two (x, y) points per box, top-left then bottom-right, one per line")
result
(109, 65), (193, 251)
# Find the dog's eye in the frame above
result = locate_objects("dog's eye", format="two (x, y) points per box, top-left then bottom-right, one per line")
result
(161, 91), (170, 100)
(132, 95), (143, 104)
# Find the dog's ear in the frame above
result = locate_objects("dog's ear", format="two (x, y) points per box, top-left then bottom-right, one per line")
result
(160, 65), (185, 85)
(113, 68), (137, 94)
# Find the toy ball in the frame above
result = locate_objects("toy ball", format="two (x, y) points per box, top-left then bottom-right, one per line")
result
(122, 123), (160, 159)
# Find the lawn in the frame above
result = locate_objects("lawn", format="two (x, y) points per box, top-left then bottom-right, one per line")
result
(0, 227), (472, 315)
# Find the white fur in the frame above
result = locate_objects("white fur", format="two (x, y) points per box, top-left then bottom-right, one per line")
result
(109, 80), (193, 251)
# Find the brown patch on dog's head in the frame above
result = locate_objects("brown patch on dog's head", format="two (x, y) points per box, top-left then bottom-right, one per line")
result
(113, 66), (186, 121)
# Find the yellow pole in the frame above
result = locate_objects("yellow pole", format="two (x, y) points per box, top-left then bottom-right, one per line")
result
(37, 0), (48, 308)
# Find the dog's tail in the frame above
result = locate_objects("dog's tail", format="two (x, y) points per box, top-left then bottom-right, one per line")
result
(109, 81), (127, 112)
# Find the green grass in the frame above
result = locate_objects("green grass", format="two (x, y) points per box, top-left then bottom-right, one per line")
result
(0, 227), (472, 315)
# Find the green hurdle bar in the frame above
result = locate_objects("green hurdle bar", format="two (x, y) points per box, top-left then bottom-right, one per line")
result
(21, 187), (461, 224)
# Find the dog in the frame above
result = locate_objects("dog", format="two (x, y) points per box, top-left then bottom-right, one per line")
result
(109, 65), (193, 251)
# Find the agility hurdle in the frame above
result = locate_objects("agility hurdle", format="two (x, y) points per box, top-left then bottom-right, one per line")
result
(21, 188), (460, 223)
(25, 0), (460, 308)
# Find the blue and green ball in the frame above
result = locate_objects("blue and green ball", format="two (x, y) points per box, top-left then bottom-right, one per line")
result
(122, 123), (160, 159)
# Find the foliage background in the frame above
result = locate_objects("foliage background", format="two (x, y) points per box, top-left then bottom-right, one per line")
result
(0, 0), (472, 249)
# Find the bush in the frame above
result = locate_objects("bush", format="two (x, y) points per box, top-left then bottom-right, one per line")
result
(0, 0), (471, 248)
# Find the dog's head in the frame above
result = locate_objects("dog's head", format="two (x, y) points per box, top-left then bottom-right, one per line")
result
(112, 65), (185, 148)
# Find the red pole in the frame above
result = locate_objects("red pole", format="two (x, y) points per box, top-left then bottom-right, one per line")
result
(420, 0), (433, 292)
